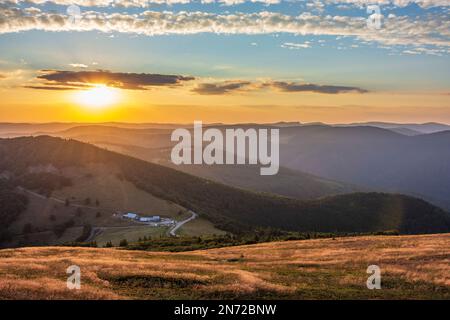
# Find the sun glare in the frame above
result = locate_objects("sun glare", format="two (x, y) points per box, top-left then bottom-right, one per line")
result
(74, 85), (120, 109)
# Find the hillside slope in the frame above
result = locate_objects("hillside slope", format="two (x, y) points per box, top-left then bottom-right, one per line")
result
(278, 125), (450, 209)
(0, 136), (449, 235)
(0, 234), (448, 299)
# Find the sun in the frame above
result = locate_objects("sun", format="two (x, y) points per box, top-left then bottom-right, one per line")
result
(74, 85), (121, 109)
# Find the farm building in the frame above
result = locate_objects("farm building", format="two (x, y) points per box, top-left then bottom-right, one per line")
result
(123, 213), (138, 220)
(139, 216), (161, 223)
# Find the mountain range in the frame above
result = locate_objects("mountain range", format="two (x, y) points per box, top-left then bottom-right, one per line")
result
(14, 121), (450, 210)
(0, 136), (449, 245)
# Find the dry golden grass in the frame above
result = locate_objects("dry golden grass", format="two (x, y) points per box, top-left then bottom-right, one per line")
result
(0, 234), (448, 300)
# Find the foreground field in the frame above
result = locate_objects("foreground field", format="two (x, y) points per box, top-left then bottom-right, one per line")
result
(0, 234), (449, 299)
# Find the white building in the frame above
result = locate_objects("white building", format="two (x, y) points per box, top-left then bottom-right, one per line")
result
(139, 216), (160, 223)
(123, 213), (138, 220)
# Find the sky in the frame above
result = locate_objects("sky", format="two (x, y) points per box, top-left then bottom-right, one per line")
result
(0, 0), (449, 124)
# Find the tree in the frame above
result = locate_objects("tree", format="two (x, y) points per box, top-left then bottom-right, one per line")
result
(84, 198), (91, 206)
(96, 212), (102, 218)
(95, 199), (100, 207)
(104, 241), (113, 248)
(49, 214), (56, 221)
(119, 239), (128, 247)
(65, 198), (70, 207)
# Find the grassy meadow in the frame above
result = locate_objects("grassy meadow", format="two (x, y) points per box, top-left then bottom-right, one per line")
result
(0, 233), (448, 300)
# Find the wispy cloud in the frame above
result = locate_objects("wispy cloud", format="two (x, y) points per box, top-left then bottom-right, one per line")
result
(6, 0), (450, 8)
(69, 63), (89, 68)
(281, 42), (311, 50)
(0, 5), (448, 51)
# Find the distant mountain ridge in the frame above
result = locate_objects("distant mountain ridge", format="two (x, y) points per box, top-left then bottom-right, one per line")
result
(1, 121), (449, 136)
(338, 122), (450, 134)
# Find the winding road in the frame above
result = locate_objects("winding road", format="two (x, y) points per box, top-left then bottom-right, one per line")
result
(168, 211), (198, 237)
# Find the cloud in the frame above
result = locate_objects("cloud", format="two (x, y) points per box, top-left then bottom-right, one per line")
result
(7, 0), (282, 7)
(192, 79), (369, 95)
(69, 63), (88, 68)
(281, 42), (311, 49)
(192, 80), (253, 95)
(264, 81), (369, 94)
(322, 0), (449, 9)
(6, 0), (450, 8)
(0, 74), (5, 79)
(402, 47), (447, 56)
(27, 69), (195, 90)
(0, 4), (448, 51)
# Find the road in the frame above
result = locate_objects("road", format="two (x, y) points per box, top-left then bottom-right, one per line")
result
(168, 211), (198, 237)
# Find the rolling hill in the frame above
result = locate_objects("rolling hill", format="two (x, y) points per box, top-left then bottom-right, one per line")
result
(4, 121), (450, 209)
(41, 123), (450, 210)
(0, 136), (449, 238)
(28, 124), (363, 200)
(278, 125), (450, 210)
(0, 233), (448, 299)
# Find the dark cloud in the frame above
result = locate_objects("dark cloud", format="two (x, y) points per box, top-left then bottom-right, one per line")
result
(29, 70), (195, 90)
(192, 81), (253, 95)
(26, 70), (368, 95)
(192, 79), (368, 95)
(265, 81), (368, 94)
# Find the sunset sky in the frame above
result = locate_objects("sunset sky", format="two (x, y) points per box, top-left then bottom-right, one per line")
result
(0, 0), (449, 123)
